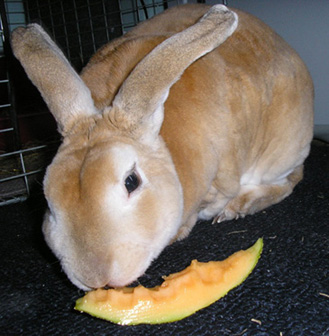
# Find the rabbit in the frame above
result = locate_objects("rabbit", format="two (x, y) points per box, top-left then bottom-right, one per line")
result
(11, 4), (313, 291)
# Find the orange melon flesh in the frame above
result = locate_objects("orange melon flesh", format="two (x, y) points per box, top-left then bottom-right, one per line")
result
(75, 238), (263, 325)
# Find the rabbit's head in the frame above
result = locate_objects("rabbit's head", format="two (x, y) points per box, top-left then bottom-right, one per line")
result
(11, 5), (237, 290)
(42, 127), (183, 289)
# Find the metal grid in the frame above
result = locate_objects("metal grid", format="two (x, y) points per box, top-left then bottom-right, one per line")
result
(22, 0), (183, 70)
(0, 0), (185, 206)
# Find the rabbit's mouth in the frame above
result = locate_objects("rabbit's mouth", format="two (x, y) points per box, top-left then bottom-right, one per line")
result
(67, 270), (146, 291)
(58, 241), (156, 291)
(104, 244), (155, 289)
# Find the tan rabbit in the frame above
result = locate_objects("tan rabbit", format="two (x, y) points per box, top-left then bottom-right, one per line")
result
(11, 4), (313, 290)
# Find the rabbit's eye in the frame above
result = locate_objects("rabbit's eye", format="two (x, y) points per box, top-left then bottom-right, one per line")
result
(125, 172), (140, 194)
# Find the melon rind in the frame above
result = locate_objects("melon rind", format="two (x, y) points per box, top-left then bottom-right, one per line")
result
(75, 238), (263, 325)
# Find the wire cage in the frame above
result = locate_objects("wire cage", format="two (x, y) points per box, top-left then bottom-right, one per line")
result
(0, 0), (199, 206)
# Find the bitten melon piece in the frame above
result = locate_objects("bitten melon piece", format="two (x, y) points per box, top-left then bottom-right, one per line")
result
(75, 238), (263, 325)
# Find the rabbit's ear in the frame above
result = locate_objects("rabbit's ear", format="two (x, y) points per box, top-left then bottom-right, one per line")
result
(110, 5), (238, 144)
(11, 24), (98, 135)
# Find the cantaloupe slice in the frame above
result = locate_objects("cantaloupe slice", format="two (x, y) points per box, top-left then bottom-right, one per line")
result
(75, 238), (263, 325)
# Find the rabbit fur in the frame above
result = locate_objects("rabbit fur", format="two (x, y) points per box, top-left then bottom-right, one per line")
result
(11, 4), (313, 290)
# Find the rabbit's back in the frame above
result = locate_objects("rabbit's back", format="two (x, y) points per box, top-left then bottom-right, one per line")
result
(81, 4), (313, 230)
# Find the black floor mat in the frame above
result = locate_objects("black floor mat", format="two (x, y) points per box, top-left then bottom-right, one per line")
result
(1, 140), (328, 336)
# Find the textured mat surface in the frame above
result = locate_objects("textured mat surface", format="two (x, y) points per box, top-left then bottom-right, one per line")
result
(1, 140), (328, 336)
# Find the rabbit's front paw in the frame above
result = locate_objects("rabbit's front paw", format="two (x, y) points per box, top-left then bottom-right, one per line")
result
(212, 208), (242, 224)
